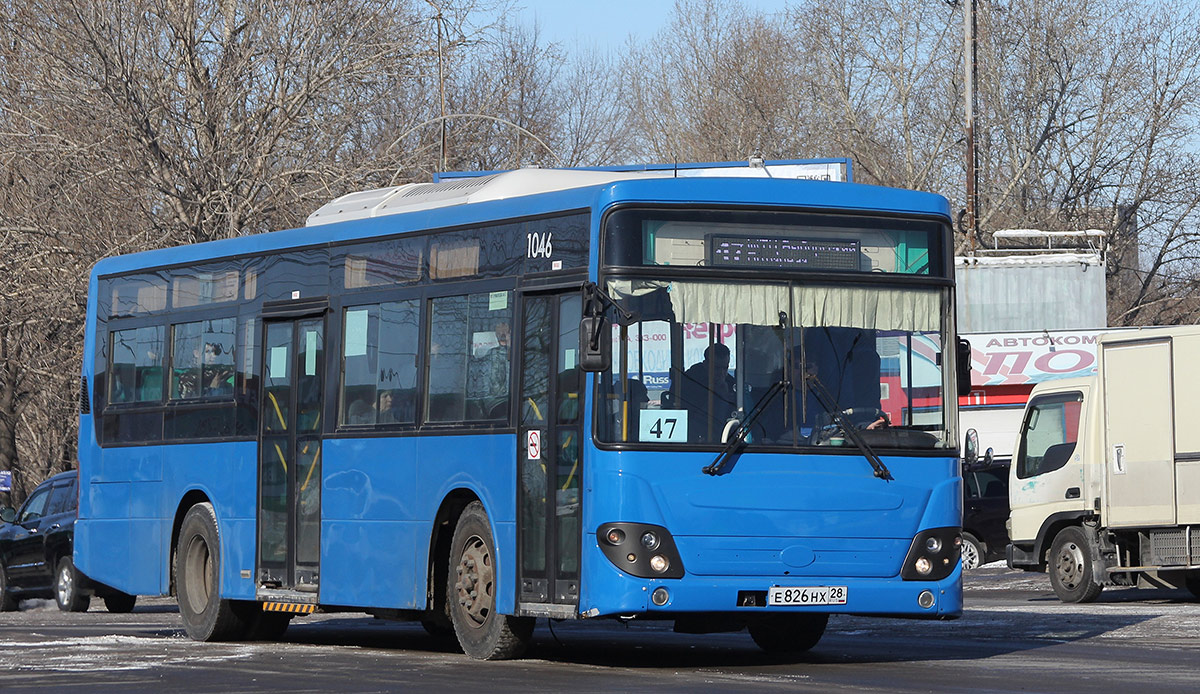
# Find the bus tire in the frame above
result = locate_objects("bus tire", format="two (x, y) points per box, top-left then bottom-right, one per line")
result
(238, 604), (292, 641)
(1048, 526), (1103, 603)
(103, 591), (137, 613)
(54, 557), (91, 612)
(747, 613), (828, 654)
(447, 501), (534, 660)
(175, 502), (249, 641)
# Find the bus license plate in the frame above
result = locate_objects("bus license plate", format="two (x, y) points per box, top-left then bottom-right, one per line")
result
(768, 586), (848, 606)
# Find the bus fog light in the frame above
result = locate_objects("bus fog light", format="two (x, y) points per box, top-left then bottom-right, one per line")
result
(640, 531), (660, 550)
(918, 590), (935, 608)
(649, 554), (670, 573)
(925, 536), (942, 553)
(915, 557), (933, 575)
(651, 587), (670, 606)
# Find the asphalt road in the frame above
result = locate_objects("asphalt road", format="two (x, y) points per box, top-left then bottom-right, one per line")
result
(4, 565), (1200, 693)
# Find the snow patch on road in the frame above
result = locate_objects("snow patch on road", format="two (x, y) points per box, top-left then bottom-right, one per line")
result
(0, 634), (259, 672)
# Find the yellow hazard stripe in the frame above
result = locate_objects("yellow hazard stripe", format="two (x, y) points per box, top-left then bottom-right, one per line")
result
(261, 602), (317, 614)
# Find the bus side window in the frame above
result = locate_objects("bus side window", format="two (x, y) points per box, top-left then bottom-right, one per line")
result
(110, 326), (165, 404)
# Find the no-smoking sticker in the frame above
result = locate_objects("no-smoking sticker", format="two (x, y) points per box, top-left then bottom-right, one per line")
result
(526, 430), (541, 459)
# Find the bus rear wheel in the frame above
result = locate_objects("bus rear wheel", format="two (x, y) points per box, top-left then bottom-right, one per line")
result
(447, 501), (534, 660)
(175, 502), (249, 641)
(748, 613), (829, 654)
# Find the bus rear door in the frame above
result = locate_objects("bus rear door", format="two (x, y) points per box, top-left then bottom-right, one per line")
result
(257, 313), (325, 599)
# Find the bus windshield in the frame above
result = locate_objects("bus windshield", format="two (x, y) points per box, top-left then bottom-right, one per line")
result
(595, 278), (953, 450)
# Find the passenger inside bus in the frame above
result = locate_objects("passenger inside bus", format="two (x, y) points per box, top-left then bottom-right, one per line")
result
(677, 343), (737, 443)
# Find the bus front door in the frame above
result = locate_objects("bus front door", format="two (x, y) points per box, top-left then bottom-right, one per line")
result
(257, 317), (324, 597)
(517, 291), (583, 616)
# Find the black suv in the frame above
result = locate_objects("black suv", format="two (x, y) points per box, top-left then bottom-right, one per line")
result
(0, 470), (136, 612)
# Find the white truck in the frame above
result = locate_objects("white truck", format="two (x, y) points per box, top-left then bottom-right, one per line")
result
(1007, 326), (1200, 602)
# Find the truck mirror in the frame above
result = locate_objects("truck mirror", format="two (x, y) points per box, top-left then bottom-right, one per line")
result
(964, 428), (979, 466)
(579, 315), (611, 373)
(0, 506), (14, 523)
(956, 338), (973, 398)
(984, 447), (994, 466)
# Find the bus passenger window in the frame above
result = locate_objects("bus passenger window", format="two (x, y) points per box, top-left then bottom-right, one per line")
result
(110, 326), (165, 404)
(170, 318), (236, 399)
(428, 296), (469, 422)
(429, 292), (512, 423)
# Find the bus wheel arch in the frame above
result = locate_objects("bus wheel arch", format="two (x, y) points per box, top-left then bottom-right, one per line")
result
(425, 489), (480, 638)
(170, 490), (212, 597)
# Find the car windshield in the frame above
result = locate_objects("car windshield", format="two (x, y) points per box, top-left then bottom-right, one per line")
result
(595, 278), (954, 450)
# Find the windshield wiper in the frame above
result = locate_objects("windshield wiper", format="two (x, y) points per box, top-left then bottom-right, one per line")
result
(803, 371), (893, 481)
(702, 377), (788, 476)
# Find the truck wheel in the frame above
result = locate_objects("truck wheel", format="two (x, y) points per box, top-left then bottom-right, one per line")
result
(0, 565), (18, 611)
(1048, 526), (1103, 603)
(54, 557), (91, 612)
(175, 502), (249, 641)
(961, 532), (985, 570)
(748, 613), (828, 654)
(1184, 570), (1200, 600)
(447, 501), (534, 660)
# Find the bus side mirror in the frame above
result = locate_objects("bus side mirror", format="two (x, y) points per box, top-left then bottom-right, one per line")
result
(0, 507), (14, 523)
(579, 316), (611, 373)
(964, 428), (979, 466)
(956, 338), (973, 398)
(983, 447), (994, 466)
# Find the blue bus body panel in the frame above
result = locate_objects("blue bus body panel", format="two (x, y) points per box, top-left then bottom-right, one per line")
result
(319, 433), (517, 612)
(578, 447), (962, 617)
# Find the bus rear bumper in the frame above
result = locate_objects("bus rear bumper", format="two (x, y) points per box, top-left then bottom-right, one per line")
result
(580, 563), (963, 620)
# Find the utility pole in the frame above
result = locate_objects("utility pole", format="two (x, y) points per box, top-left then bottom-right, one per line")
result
(426, 0), (447, 173)
(963, 0), (978, 251)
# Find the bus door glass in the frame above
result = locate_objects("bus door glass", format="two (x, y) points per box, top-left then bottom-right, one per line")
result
(517, 292), (583, 609)
(258, 317), (324, 594)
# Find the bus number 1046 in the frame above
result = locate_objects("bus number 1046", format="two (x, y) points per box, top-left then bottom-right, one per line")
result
(527, 231), (553, 258)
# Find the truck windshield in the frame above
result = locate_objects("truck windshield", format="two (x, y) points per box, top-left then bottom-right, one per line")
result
(594, 278), (954, 450)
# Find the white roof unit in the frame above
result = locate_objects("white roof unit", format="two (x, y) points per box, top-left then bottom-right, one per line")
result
(305, 160), (851, 227)
(305, 169), (651, 227)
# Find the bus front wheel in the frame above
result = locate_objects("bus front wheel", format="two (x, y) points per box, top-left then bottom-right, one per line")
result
(447, 501), (534, 660)
(748, 613), (828, 654)
(175, 502), (249, 641)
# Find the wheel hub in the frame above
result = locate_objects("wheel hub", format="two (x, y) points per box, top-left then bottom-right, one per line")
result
(455, 534), (494, 628)
(57, 564), (74, 606)
(1055, 541), (1085, 590)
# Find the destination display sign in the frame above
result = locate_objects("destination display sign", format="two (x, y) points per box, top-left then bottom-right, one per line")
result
(708, 235), (860, 271)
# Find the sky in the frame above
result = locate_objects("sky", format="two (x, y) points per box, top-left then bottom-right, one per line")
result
(510, 0), (792, 51)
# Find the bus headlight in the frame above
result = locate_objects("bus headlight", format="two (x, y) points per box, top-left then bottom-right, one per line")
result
(596, 522), (684, 579)
(901, 527), (961, 581)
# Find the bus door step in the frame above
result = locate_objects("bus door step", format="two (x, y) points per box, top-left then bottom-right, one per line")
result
(260, 601), (318, 615)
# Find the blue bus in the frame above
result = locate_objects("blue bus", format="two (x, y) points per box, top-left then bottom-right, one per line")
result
(77, 160), (967, 659)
